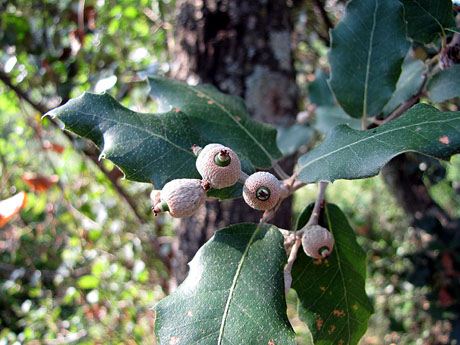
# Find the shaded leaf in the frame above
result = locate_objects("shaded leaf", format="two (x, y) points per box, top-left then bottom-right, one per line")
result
(297, 104), (460, 183)
(308, 70), (334, 107)
(314, 106), (362, 135)
(328, 0), (410, 119)
(0, 192), (27, 228)
(148, 77), (282, 168)
(22, 173), (59, 192)
(277, 124), (314, 156)
(383, 54), (427, 115)
(401, 0), (456, 44)
(292, 203), (373, 345)
(427, 64), (460, 103)
(154, 223), (295, 345)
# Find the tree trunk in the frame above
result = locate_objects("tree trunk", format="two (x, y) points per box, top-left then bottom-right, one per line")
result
(169, 0), (298, 287)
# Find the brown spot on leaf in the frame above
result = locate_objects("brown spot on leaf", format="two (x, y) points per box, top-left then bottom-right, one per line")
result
(338, 340), (344, 345)
(197, 93), (205, 98)
(316, 315), (323, 330)
(201, 329), (205, 334)
(333, 310), (345, 318)
(328, 325), (336, 335)
(268, 341), (275, 345)
(235, 115), (241, 121)
(320, 286), (326, 291)
(169, 336), (179, 345)
(439, 136), (450, 145)
(174, 108), (181, 113)
(207, 100), (214, 105)
(353, 305), (358, 310)
(313, 258), (322, 265)
(187, 310), (193, 317)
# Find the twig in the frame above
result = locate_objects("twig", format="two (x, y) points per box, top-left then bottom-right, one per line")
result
(378, 77), (428, 127)
(272, 161), (290, 180)
(284, 234), (302, 293)
(283, 181), (328, 293)
(303, 181), (329, 229)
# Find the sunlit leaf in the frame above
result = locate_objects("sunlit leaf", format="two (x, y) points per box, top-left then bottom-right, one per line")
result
(297, 104), (460, 183)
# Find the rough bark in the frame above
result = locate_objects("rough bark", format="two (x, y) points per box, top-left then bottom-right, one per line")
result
(169, 0), (298, 287)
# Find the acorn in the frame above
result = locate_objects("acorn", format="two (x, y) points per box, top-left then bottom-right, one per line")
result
(195, 144), (241, 189)
(152, 179), (206, 218)
(242, 171), (281, 210)
(301, 225), (334, 259)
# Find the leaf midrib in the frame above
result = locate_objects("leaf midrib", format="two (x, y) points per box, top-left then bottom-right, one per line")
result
(186, 84), (278, 165)
(67, 105), (194, 157)
(217, 224), (265, 345)
(362, 0), (379, 121)
(297, 116), (458, 173)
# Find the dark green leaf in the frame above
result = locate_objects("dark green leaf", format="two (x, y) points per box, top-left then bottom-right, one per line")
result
(277, 124), (314, 156)
(45, 93), (202, 189)
(292, 203), (373, 345)
(148, 77), (282, 169)
(328, 0), (410, 119)
(401, 0), (456, 43)
(154, 223), (295, 345)
(383, 54), (427, 115)
(308, 70), (334, 107)
(297, 104), (460, 183)
(314, 106), (362, 135)
(427, 64), (460, 103)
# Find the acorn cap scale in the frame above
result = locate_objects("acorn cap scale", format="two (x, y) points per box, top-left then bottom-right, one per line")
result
(196, 144), (241, 189)
(301, 225), (335, 259)
(242, 171), (281, 210)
